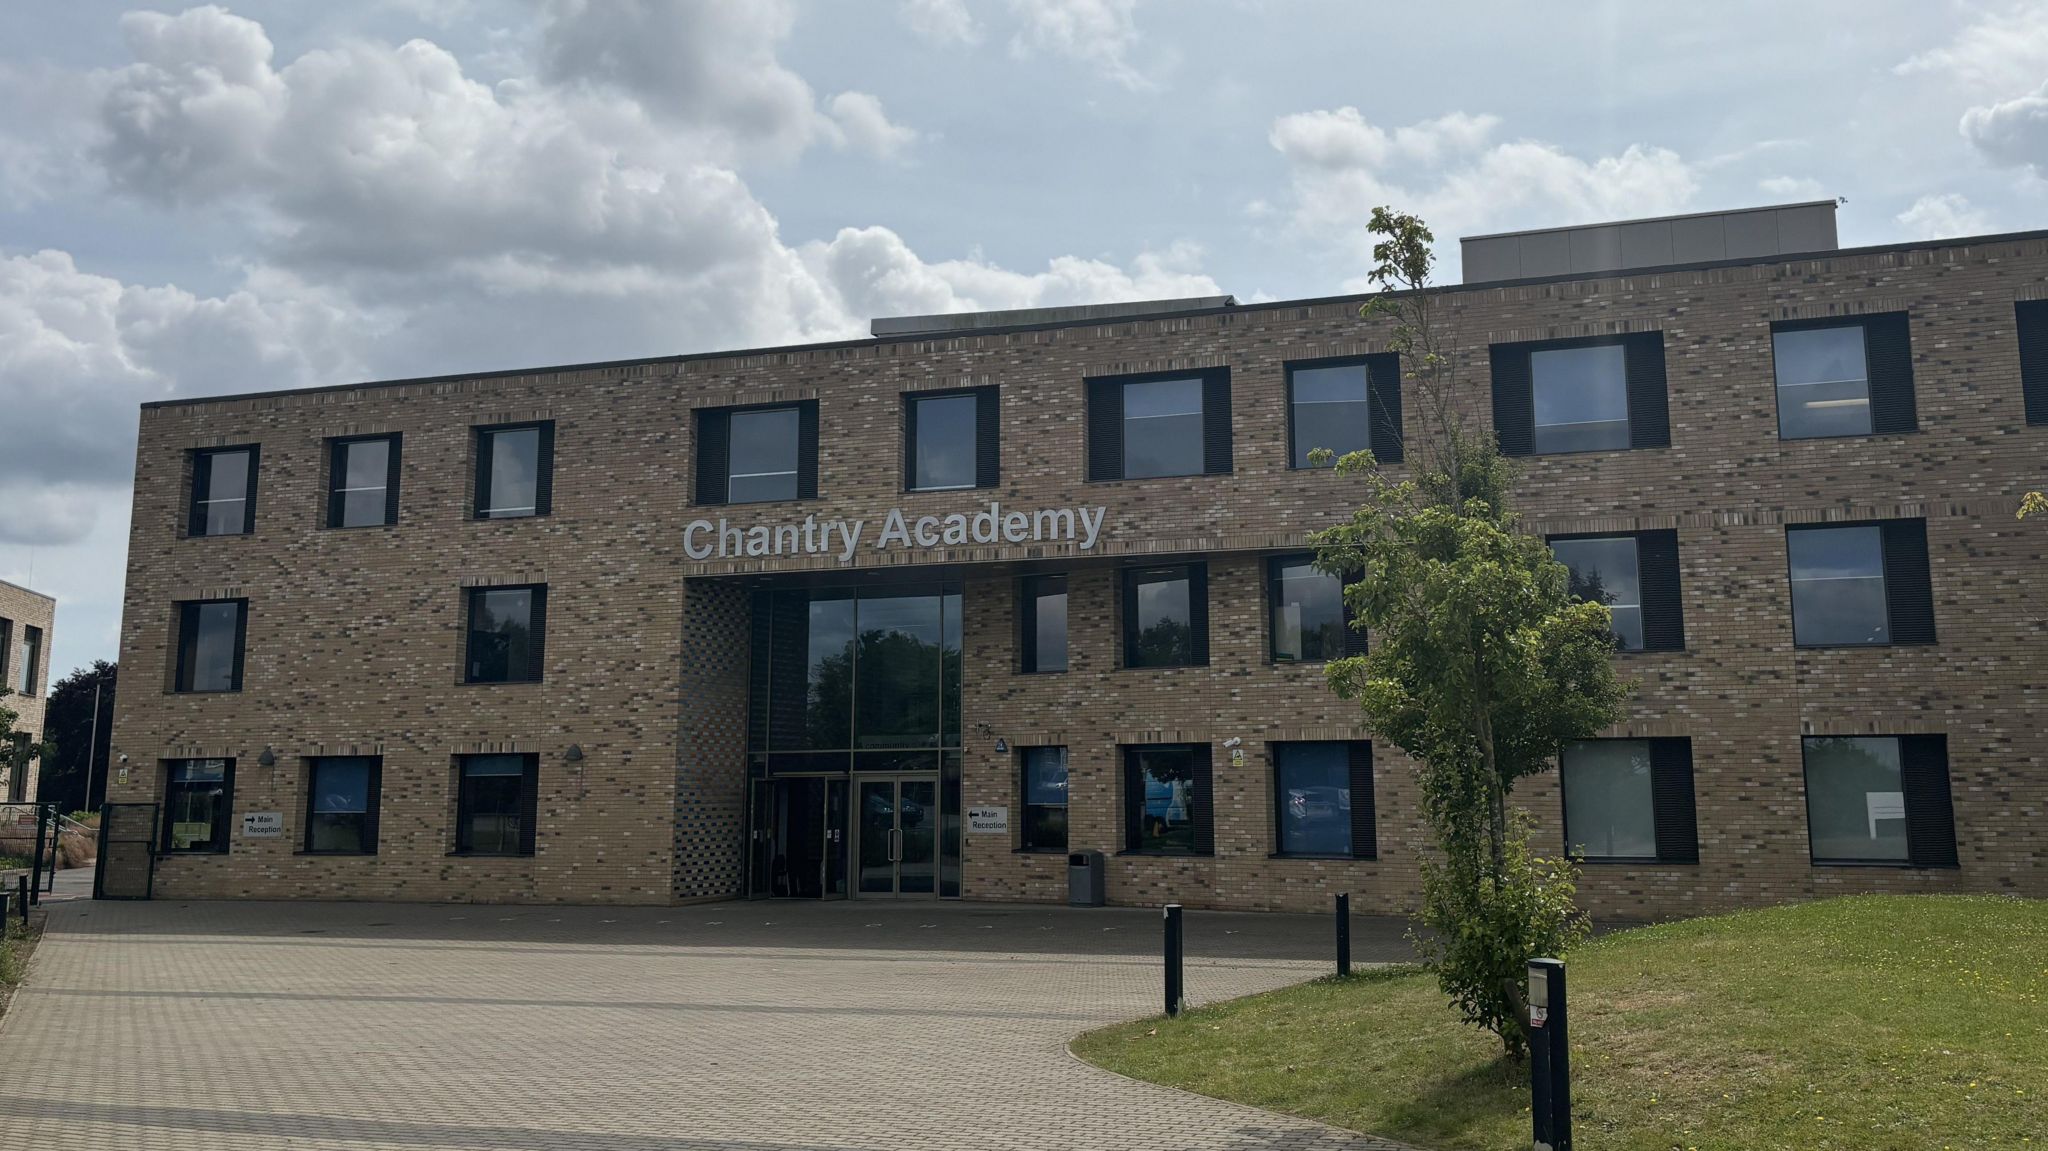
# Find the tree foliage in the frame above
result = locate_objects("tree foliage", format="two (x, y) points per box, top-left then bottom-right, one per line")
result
(41, 661), (117, 814)
(1312, 207), (1630, 1058)
(1, 686), (58, 795)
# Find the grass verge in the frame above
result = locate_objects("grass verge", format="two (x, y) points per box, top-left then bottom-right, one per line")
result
(0, 910), (43, 1021)
(1072, 895), (2046, 1151)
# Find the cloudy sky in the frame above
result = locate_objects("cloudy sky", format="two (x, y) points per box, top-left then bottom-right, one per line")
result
(3, 0), (2046, 680)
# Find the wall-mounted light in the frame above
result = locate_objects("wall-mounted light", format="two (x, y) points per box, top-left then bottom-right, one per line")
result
(565, 744), (585, 763)
(257, 747), (277, 767)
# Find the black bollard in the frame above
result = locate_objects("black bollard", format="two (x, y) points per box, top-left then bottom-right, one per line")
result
(1529, 958), (1572, 1151)
(15, 874), (26, 924)
(1163, 903), (1184, 1017)
(1335, 892), (1351, 976)
(29, 807), (45, 906)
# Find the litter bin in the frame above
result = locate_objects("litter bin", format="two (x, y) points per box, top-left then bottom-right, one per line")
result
(1067, 850), (1105, 907)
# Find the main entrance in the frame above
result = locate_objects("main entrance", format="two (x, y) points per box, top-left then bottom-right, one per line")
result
(855, 776), (938, 897)
(747, 774), (942, 899)
(739, 579), (965, 899)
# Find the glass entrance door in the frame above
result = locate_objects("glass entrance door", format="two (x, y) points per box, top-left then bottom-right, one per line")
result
(856, 776), (938, 897)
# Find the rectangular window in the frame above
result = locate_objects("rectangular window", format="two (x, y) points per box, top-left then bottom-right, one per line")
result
(1019, 574), (1068, 673)
(905, 387), (998, 491)
(2019, 299), (2048, 426)
(695, 402), (818, 505)
(1551, 530), (1685, 652)
(466, 586), (546, 684)
(328, 434), (401, 528)
(1287, 355), (1403, 467)
(1273, 741), (1375, 858)
(1122, 564), (1206, 668)
(1268, 556), (1350, 662)
(304, 756), (380, 854)
(1020, 746), (1068, 852)
(1803, 735), (1956, 867)
(174, 600), (247, 693)
(474, 423), (553, 519)
(1773, 314), (1916, 439)
(1086, 369), (1231, 480)
(1532, 343), (1631, 453)
(0, 619), (10, 691)
(1786, 520), (1936, 647)
(188, 446), (258, 536)
(1552, 536), (1644, 650)
(1490, 333), (1669, 456)
(1561, 738), (1699, 863)
(161, 758), (233, 853)
(455, 753), (538, 855)
(17, 624), (40, 696)
(1123, 743), (1211, 856)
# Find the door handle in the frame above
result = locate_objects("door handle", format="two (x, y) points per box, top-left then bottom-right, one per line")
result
(889, 828), (901, 863)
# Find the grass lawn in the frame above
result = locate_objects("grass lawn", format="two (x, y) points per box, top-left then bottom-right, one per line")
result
(1072, 895), (2046, 1151)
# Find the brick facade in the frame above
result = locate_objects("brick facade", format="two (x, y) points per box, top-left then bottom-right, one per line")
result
(109, 232), (2048, 915)
(0, 578), (54, 805)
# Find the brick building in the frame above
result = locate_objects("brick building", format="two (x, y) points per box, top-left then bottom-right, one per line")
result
(1, 578), (55, 804)
(107, 203), (2048, 916)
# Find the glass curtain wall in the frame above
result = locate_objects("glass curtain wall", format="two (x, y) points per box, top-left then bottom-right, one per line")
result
(751, 583), (964, 894)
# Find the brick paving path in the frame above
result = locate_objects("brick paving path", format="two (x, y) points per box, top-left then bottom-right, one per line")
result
(0, 898), (1417, 1150)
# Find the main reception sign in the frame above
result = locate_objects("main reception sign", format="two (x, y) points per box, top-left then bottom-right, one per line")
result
(684, 502), (1109, 561)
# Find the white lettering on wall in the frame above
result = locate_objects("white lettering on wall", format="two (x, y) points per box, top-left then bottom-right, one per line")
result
(683, 501), (1110, 562)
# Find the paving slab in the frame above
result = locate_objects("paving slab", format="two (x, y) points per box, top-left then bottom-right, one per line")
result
(0, 897), (1419, 1151)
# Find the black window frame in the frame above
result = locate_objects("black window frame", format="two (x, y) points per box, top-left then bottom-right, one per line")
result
(1266, 555), (1363, 663)
(172, 599), (248, 694)
(17, 623), (41, 697)
(903, 386), (999, 492)
(1558, 737), (1698, 865)
(454, 753), (539, 856)
(1490, 332), (1669, 457)
(1784, 519), (1936, 649)
(694, 400), (819, 506)
(472, 421), (555, 520)
(464, 584), (548, 685)
(1018, 745), (1069, 853)
(1270, 740), (1376, 860)
(1801, 734), (1956, 868)
(1085, 367), (1232, 481)
(303, 755), (382, 856)
(1770, 313), (1917, 441)
(326, 433), (402, 529)
(1120, 563), (1208, 669)
(1285, 353), (1404, 468)
(160, 758), (235, 854)
(1547, 529), (1686, 653)
(2019, 299), (2048, 426)
(1018, 573), (1069, 674)
(0, 618), (10, 692)
(187, 444), (261, 537)
(1121, 742), (1213, 857)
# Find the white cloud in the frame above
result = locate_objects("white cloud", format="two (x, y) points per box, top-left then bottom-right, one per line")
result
(1758, 175), (1826, 200)
(0, 248), (373, 542)
(802, 228), (1219, 323)
(1895, 192), (1993, 238)
(1896, 6), (2048, 92)
(1008, 0), (1151, 90)
(825, 92), (920, 159)
(1267, 107), (1697, 281)
(899, 0), (981, 45)
(1960, 80), (2048, 172)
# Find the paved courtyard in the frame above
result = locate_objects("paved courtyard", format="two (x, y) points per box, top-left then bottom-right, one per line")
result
(0, 894), (1417, 1150)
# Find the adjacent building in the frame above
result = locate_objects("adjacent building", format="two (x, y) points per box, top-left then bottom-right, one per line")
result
(106, 202), (2048, 917)
(1, 578), (55, 804)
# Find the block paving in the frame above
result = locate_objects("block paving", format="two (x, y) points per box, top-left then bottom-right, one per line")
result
(0, 896), (1418, 1151)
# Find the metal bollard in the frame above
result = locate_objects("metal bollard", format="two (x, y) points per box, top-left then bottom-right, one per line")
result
(29, 807), (45, 906)
(1162, 903), (1185, 1017)
(15, 874), (26, 924)
(1335, 892), (1352, 977)
(1529, 958), (1572, 1151)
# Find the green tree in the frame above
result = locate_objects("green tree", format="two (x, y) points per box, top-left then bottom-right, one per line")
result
(1312, 207), (1630, 1059)
(2022, 491), (2045, 520)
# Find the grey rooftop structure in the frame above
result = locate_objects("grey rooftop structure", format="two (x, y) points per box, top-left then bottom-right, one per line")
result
(1459, 200), (1840, 283)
